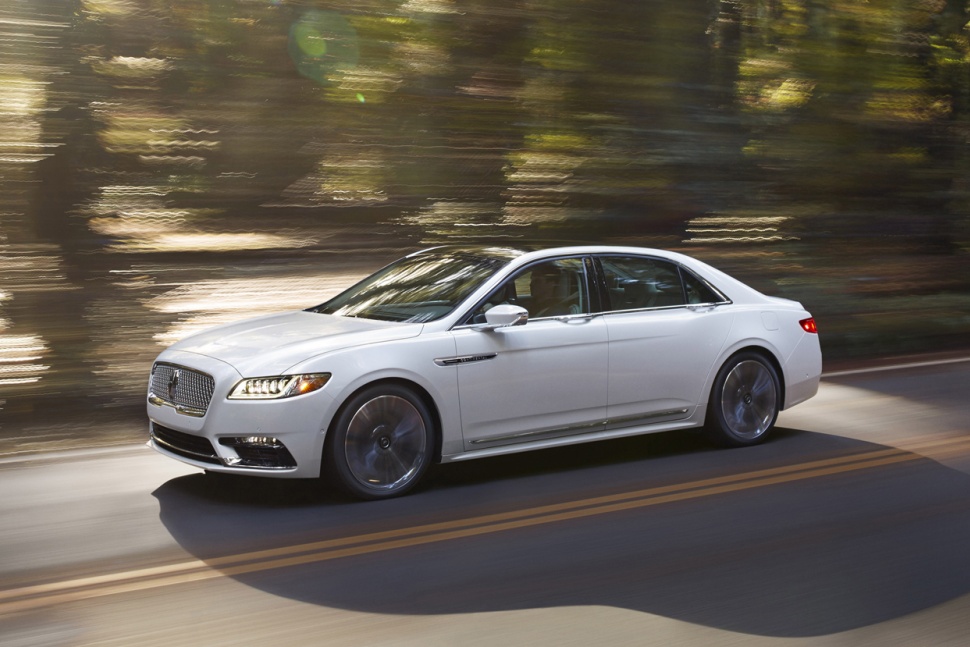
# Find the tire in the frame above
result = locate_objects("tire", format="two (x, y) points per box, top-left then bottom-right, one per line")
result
(325, 383), (435, 500)
(705, 352), (780, 447)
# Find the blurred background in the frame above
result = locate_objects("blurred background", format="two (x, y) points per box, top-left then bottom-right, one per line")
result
(1, 0), (968, 453)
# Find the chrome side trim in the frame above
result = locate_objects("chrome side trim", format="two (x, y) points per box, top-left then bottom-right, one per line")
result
(434, 353), (498, 367)
(601, 301), (731, 317)
(606, 409), (690, 426)
(471, 420), (605, 445)
(470, 408), (690, 445)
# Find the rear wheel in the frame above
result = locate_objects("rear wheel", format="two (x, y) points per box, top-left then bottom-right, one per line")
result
(705, 352), (780, 447)
(325, 384), (434, 500)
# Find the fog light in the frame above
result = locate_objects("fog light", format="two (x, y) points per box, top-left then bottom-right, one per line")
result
(243, 436), (281, 448)
(220, 436), (283, 449)
(218, 436), (297, 469)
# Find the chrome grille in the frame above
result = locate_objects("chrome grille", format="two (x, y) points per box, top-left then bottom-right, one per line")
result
(149, 363), (215, 414)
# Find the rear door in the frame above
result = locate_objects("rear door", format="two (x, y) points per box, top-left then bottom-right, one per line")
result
(596, 255), (733, 423)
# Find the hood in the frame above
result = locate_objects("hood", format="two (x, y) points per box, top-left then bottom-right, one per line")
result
(169, 311), (423, 375)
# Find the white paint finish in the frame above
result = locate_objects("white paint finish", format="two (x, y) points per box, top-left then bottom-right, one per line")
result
(761, 311), (779, 331)
(451, 316), (609, 446)
(604, 307), (732, 419)
(169, 310), (422, 376)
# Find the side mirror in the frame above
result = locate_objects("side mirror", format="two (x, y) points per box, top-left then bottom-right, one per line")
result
(476, 304), (528, 331)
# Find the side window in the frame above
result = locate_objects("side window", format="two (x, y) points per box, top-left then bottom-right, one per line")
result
(467, 257), (587, 322)
(682, 269), (726, 304)
(600, 256), (686, 311)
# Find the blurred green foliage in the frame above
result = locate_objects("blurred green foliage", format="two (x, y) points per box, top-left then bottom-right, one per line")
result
(1, 0), (969, 437)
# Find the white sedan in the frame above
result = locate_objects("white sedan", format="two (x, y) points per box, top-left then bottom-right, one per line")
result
(147, 246), (821, 499)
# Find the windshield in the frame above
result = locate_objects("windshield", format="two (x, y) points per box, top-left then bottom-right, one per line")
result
(311, 250), (511, 322)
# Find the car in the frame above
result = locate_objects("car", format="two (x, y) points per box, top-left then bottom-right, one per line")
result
(147, 245), (821, 499)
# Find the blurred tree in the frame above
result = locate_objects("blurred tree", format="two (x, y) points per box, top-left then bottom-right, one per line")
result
(728, 0), (967, 249)
(2, 0), (969, 431)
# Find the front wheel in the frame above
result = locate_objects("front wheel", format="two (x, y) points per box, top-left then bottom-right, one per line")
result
(325, 384), (435, 500)
(705, 352), (780, 447)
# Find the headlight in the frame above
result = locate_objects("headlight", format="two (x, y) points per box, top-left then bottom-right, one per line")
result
(228, 373), (331, 400)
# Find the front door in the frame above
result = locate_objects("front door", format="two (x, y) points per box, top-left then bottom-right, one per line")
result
(450, 257), (608, 449)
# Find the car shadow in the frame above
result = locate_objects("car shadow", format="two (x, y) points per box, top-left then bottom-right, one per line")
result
(154, 428), (970, 637)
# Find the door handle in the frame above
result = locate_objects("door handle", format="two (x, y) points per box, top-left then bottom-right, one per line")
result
(687, 304), (716, 313)
(554, 314), (594, 323)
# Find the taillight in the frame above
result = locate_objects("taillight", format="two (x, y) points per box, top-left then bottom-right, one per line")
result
(800, 317), (818, 334)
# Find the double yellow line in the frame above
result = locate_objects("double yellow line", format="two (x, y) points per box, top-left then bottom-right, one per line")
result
(3, 434), (969, 615)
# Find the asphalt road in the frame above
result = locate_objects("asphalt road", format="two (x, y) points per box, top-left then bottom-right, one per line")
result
(1, 358), (969, 646)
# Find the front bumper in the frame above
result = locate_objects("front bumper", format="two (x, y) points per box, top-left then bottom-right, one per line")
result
(146, 351), (337, 478)
(149, 422), (299, 469)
